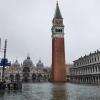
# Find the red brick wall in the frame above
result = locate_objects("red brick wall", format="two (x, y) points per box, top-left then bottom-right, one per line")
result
(52, 38), (66, 82)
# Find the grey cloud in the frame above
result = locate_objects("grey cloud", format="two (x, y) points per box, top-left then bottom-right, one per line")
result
(0, 0), (100, 65)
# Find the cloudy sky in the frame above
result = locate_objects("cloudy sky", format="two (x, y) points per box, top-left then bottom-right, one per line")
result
(0, 0), (100, 66)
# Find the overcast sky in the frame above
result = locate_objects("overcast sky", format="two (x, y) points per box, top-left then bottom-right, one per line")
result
(0, 0), (100, 66)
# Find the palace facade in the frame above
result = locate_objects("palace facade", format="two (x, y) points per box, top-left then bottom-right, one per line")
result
(70, 50), (100, 84)
(4, 56), (51, 82)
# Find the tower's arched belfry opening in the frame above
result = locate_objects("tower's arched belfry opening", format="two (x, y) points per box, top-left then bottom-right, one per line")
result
(51, 2), (66, 82)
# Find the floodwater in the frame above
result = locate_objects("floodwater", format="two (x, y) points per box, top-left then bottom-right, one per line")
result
(0, 83), (100, 100)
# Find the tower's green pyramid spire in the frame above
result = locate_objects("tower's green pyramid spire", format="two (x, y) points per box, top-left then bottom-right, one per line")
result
(54, 2), (63, 19)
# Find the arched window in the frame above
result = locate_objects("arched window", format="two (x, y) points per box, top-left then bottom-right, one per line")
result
(10, 74), (14, 81)
(60, 29), (62, 32)
(55, 29), (62, 32)
(59, 29), (60, 32)
(32, 73), (36, 82)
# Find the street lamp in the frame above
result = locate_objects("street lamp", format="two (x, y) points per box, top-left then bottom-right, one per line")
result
(0, 39), (11, 82)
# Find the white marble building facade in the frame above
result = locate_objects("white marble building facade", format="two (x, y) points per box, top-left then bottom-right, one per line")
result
(70, 50), (100, 84)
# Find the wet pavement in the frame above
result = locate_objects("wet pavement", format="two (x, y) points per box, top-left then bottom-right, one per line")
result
(0, 83), (100, 100)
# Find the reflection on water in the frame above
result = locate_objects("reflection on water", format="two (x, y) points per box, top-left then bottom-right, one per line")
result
(0, 83), (100, 100)
(51, 83), (68, 100)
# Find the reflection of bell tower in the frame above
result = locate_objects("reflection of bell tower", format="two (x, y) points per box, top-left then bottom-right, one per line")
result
(51, 2), (66, 82)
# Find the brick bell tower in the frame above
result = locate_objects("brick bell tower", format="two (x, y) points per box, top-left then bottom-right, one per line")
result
(51, 2), (66, 82)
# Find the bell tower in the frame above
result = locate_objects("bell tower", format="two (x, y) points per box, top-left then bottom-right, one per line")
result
(51, 2), (66, 82)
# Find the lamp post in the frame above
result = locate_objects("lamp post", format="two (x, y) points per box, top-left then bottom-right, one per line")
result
(2, 39), (7, 82)
(0, 39), (11, 82)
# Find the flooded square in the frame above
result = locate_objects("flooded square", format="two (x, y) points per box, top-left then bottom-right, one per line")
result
(0, 83), (100, 100)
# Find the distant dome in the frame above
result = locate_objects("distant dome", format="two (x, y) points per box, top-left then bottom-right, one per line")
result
(36, 60), (44, 68)
(23, 56), (33, 67)
(12, 60), (20, 68)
